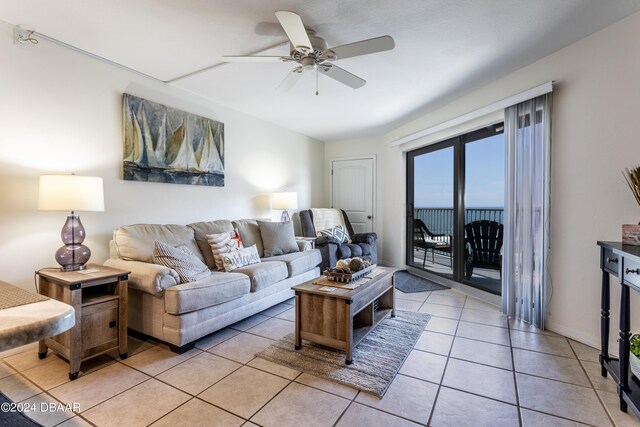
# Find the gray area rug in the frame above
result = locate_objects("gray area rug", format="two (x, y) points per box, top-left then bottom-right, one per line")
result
(0, 392), (42, 426)
(394, 270), (449, 293)
(256, 310), (431, 397)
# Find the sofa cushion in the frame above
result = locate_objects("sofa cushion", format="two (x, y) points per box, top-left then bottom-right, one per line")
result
(337, 244), (352, 259)
(358, 243), (372, 256)
(264, 249), (322, 277)
(221, 245), (261, 272)
(346, 243), (363, 258)
(234, 261), (288, 292)
(258, 220), (299, 257)
(164, 272), (251, 314)
(113, 224), (201, 264)
(187, 220), (234, 269)
(153, 241), (211, 284)
(233, 219), (266, 257)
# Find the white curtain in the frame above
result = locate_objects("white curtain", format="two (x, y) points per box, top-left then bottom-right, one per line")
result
(502, 93), (552, 329)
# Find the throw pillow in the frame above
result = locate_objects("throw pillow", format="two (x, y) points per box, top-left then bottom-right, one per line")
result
(257, 220), (299, 257)
(318, 225), (350, 244)
(232, 219), (265, 257)
(153, 241), (211, 283)
(220, 245), (261, 272)
(206, 231), (242, 271)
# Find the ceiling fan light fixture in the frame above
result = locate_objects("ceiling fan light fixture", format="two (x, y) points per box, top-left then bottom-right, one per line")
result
(301, 57), (316, 70)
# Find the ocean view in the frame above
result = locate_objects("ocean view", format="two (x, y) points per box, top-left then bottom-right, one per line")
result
(414, 207), (504, 236)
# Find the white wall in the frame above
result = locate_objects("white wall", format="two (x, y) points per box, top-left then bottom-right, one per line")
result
(0, 20), (324, 290)
(327, 11), (640, 349)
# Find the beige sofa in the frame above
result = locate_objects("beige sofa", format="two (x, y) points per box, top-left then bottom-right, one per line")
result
(104, 219), (321, 353)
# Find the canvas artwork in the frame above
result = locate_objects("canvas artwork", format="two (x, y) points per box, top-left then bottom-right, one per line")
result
(123, 93), (224, 186)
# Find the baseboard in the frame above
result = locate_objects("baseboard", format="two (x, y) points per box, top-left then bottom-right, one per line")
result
(545, 320), (616, 357)
(399, 264), (608, 356)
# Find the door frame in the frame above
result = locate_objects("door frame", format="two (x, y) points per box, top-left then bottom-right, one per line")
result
(406, 123), (504, 293)
(329, 155), (377, 234)
(406, 140), (461, 281)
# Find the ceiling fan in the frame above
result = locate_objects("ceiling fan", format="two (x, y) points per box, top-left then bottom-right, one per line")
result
(221, 11), (395, 94)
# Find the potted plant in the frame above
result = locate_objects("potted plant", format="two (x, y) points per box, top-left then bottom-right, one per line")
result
(630, 334), (640, 378)
(624, 166), (640, 206)
(622, 166), (640, 246)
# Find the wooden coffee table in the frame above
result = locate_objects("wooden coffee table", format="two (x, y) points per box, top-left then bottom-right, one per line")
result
(292, 266), (396, 364)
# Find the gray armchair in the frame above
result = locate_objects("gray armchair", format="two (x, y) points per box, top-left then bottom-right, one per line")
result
(299, 209), (378, 271)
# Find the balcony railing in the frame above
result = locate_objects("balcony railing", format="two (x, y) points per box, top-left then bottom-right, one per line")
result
(414, 207), (504, 236)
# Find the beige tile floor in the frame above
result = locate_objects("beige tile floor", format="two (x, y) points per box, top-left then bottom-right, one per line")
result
(2, 289), (640, 427)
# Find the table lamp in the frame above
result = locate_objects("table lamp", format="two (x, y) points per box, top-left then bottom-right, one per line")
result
(272, 191), (298, 222)
(38, 174), (105, 271)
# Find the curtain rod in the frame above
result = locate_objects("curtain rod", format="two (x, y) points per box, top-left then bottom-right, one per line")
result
(22, 30), (166, 83)
(389, 81), (554, 147)
(14, 25), (288, 84)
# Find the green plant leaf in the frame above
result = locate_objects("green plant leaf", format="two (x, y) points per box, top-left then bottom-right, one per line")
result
(624, 166), (640, 208)
(631, 334), (640, 357)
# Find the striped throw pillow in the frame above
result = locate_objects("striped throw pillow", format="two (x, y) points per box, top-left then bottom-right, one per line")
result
(153, 241), (211, 283)
(206, 231), (241, 271)
(318, 225), (350, 244)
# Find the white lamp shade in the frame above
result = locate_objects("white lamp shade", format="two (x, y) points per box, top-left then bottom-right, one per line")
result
(38, 174), (105, 212)
(272, 191), (298, 210)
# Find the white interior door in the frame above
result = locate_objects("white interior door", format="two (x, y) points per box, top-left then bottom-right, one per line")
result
(330, 157), (375, 234)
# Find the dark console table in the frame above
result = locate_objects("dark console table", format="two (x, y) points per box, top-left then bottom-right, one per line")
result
(597, 241), (640, 419)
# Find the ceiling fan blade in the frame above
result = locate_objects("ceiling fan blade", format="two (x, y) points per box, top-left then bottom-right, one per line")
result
(221, 55), (287, 62)
(275, 10), (312, 52)
(277, 68), (303, 92)
(325, 35), (395, 60)
(319, 65), (366, 89)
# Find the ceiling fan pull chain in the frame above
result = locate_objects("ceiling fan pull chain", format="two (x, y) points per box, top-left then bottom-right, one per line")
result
(316, 67), (319, 96)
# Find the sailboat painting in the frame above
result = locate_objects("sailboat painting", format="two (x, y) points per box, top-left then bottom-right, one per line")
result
(123, 94), (225, 186)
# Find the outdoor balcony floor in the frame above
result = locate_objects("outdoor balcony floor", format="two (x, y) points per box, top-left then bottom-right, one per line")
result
(411, 250), (501, 295)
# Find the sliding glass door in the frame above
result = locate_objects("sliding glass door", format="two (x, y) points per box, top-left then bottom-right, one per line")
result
(407, 144), (456, 279)
(407, 124), (505, 295)
(463, 131), (505, 294)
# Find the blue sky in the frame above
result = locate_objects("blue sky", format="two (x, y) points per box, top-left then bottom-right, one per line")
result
(413, 134), (504, 208)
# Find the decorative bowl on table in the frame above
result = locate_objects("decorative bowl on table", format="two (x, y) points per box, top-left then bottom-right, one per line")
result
(323, 266), (374, 283)
(323, 257), (375, 283)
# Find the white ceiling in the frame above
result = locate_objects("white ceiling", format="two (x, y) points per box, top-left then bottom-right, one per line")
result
(2, 0), (640, 141)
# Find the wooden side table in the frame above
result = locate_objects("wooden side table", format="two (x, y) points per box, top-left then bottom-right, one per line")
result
(36, 264), (129, 380)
